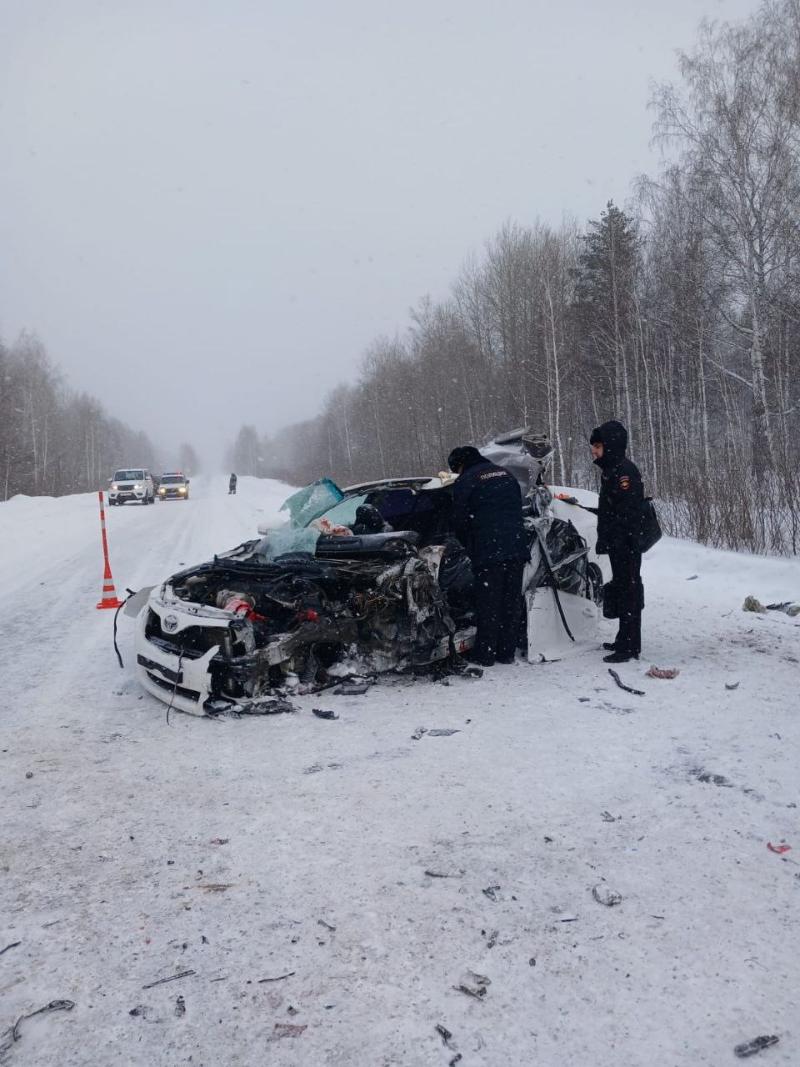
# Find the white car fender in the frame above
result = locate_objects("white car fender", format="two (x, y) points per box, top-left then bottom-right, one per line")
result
(124, 586), (155, 618)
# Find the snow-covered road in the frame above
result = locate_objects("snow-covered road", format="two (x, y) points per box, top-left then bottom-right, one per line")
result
(1, 476), (799, 1066)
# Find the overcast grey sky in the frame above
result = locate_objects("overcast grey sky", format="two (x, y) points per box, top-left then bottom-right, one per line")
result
(0, 0), (758, 466)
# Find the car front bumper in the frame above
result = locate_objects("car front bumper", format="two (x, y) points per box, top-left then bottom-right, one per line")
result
(135, 604), (227, 715)
(110, 489), (146, 502)
(135, 586), (479, 716)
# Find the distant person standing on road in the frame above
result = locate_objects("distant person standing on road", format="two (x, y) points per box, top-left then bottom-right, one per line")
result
(229, 472), (237, 495)
(448, 445), (528, 667)
(580, 420), (644, 663)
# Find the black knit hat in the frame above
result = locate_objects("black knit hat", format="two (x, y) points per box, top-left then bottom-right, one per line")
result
(447, 445), (483, 473)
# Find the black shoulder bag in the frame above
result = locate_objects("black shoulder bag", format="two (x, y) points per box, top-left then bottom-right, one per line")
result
(638, 497), (662, 553)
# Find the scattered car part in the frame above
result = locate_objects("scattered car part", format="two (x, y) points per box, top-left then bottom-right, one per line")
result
(608, 669), (645, 696)
(646, 666), (680, 679)
(0, 999), (75, 1061)
(734, 1035), (779, 1058)
(592, 884), (623, 906)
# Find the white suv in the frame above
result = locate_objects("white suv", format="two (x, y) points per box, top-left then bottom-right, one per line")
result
(108, 468), (155, 505)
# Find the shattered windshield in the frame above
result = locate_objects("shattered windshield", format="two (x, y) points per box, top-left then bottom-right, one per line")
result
(280, 478), (344, 528)
(312, 494), (368, 530)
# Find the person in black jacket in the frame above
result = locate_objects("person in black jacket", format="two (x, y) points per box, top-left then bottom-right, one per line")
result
(229, 473), (237, 495)
(448, 445), (528, 667)
(588, 420), (643, 663)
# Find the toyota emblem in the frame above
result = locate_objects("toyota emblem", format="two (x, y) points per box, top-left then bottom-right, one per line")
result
(163, 613), (179, 633)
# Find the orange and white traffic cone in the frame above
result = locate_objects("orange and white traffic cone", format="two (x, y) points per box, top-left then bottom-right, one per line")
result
(96, 490), (123, 609)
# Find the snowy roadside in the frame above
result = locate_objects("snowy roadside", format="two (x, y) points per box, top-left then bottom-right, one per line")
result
(1, 478), (798, 1066)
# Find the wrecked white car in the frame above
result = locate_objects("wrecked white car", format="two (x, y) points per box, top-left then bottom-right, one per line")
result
(132, 430), (608, 716)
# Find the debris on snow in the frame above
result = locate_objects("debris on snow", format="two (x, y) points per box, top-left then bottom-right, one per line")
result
(734, 1034), (780, 1057)
(690, 768), (733, 788)
(318, 919), (337, 932)
(482, 885), (501, 902)
(743, 596), (766, 613)
(435, 1023), (455, 1048)
(0, 999), (75, 1061)
(142, 969), (196, 989)
(453, 976), (489, 1001)
(128, 1005), (147, 1018)
(312, 708), (338, 720)
(0, 942), (21, 957)
(646, 665), (680, 679)
(765, 601), (800, 617)
(209, 837), (229, 846)
(333, 681), (371, 695)
(767, 842), (791, 854)
(592, 884), (623, 907)
(270, 1022), (307, 1039)
(411, 727), (427, 740)
(257, 972), (295, 984)
(726, 681), (741, 690)
(427, 729), (460, 737)
(600, 811), (619, 822)
(174, 995), (186, 1018)
(608, 669), (645, 696)
(236, 696), (297, 716)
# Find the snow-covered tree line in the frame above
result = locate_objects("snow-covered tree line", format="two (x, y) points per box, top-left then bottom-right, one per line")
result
(233, 0), (800, 555)
(0, 332), (159, 500)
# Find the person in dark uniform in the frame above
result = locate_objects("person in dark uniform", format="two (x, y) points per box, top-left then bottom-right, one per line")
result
(587, 420), (643, 663)
(448, 445), (528, 667)
(229, 473), (237, 495)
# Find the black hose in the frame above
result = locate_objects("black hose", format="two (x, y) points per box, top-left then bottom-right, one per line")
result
(165, 645), (185, 728)
(112, 588), (138, 669)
